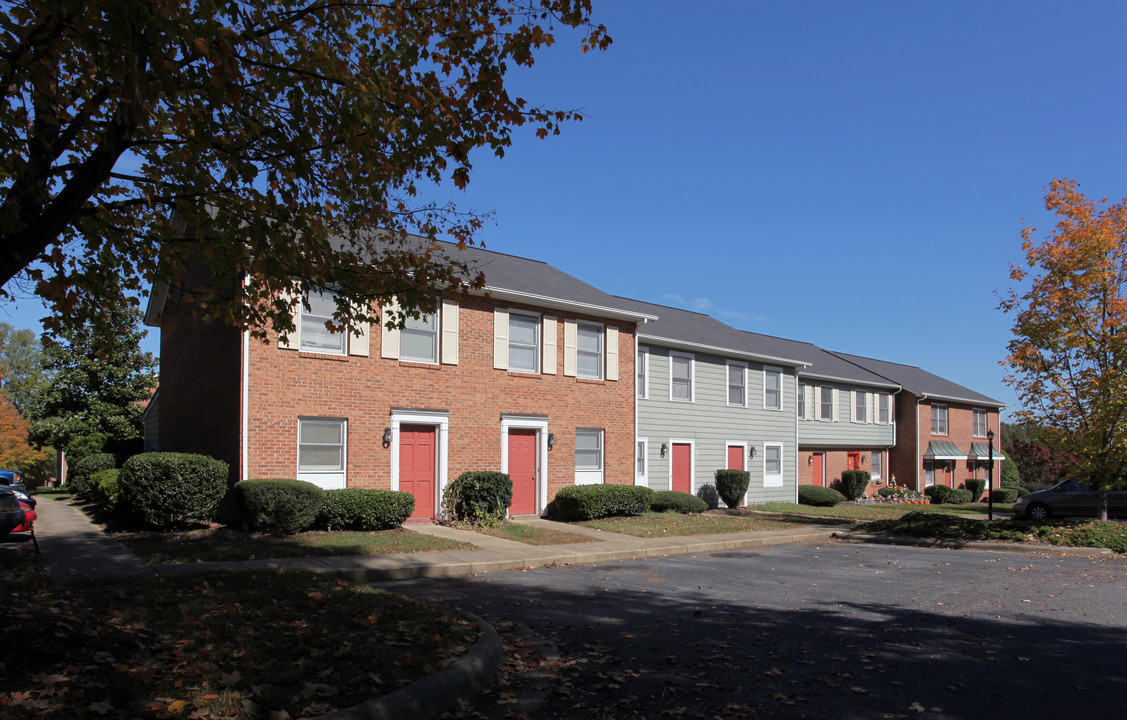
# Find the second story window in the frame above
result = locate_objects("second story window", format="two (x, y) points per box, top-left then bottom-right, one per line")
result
(637, 347), (649, 399)
(798, 383), (806, 420)
(576, 322), (603, 379)
(931, 404), (948, 435)
(854, 390), (868, 423)
(819, 386), (834, 421)
(727, 362), (747, 407)
(878, 392), (891, 424)
(301, 290), (346, 355)
(670, 352), (693, 402)
(764, 367), (782, 410)
(508, 312), (540, 373)
(400, 307), (438, 363)
(973, 408), (988, 437)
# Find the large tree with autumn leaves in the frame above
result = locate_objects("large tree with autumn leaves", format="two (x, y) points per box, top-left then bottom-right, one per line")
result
(1000, 179), (1127, 521)
(0, 0), (610, 337)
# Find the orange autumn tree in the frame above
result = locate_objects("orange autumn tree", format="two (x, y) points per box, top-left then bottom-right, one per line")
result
(1000, 179), (1127, 521)
(0, 393), (48, 471)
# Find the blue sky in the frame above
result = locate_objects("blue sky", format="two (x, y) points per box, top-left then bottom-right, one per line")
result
(3, 1), (1125, 417)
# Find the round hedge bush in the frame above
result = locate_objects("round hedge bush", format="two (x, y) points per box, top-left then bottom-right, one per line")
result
(990, 487), (1019, 504)
(552, 485), (654, 521)
(442, 471), (512, 526)
(924, 485), (953, 504)
(947, 488), (974, 504)
(317, 488), (415, 530)
(69, 452), (118, 500)
(714, 469), (750, 508)
(798, 484), (845, 507)
(118, 453), (229, 530)
(650, 490), (708, 514)
(237, 478), (325, 535)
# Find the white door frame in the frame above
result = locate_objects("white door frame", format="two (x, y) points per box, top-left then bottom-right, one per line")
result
(500, 414), (549, 514)
(390, 409), (449, 515)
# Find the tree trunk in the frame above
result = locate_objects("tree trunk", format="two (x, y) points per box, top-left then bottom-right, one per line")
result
(1098, 487), (1109, 522)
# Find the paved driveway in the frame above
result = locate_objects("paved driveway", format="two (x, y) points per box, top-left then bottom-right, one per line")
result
(378, 542), (1127, 719)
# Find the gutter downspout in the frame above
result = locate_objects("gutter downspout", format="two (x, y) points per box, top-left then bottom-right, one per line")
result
(634, 317), (648, 487)
(794, 375), (800, 504)
(241, 273), (251, 483)
(915, 395), (921, 492)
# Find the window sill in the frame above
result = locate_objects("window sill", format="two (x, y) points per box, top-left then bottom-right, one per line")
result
(575, 377), (604, 385)
(399, 360), (440, 369)
(299, 351), (349, 362)
(508, 370), (543, 379)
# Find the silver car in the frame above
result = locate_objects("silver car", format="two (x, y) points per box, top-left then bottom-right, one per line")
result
(1012, 479), (1127, 520)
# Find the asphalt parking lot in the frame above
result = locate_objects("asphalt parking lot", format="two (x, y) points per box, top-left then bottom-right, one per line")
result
(380, 542), (1127, 719)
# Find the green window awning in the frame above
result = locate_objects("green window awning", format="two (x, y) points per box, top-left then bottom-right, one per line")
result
(923, 441), (967, 460)
(968, 442), (1006, 461)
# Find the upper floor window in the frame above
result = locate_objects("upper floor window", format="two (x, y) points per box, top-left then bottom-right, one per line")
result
(973, 408), (988, 437)
(637, 348), (649, 399)
(400, 307), (438, 363)
(819, 386), (834, 421)
(764, 367), (782, 410)
(576, 322), (604, 380)
(508, 312), (540, 373)
(301, 290), (346, 355)
(931, 404), (948, 435)
(797, 383), (806, 420)
(854, 390), (868, 423)
(727, 361), (747, 407)
(878, 392), (891, 424)
(670, 352), (694, 402)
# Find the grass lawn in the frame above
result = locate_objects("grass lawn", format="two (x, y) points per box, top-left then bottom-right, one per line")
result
(122, 527), (475, 564)
(0, 556), (478, 720)
(855, 511), (1127, 552)
(749, 502), (1014, 523)
(577, 511), (802, 538)
(464, 521), (597, 546)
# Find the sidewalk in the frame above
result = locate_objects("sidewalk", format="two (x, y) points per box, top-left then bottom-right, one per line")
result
(30, 496), (836, 583)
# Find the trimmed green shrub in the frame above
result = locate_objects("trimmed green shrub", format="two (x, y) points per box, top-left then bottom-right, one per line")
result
(965, 479), (986, 502)
(553, 485), (654, 521)
(69, 453), (118, 500)
(1015, 486), (1030, 498)
(990, 487), (1019, 504)
(798, 484), (845, 507)
(714, 469), (750, 508)
(88, 469), (121, 510)
(839, 470), (871, 500)
(650, 490), (708, 514)
(316, 489), (415, 531)
(442, 471), (513, 526)
(947, 488), (974, 504)
(1001, 458), (1021, 488)
(877, 486), (896, 498)
(924, 485), (953, 504)
(118, 453), (229, 530)
(64, 433), (108, 465)
(236, 479), (325, 535)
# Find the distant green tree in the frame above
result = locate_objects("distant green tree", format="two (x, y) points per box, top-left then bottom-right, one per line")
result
(0, 322), (48, 416)
(28, 289), (156, 452)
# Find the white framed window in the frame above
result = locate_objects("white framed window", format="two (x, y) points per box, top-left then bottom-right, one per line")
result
(508, 311), (540, 373)
(300, 290), (347, 355)
(400, 307), (439, 363)
(763, 367), (782, 410)
(637, 347), (649, 399)
(727, 361), (747, 407)
(819, 386), (834, 421)
(576, 322), (604, 380)
(931, 404), (948, 435)
(298, 418), (347, 489)
(797, 383), (806, 420)
(635, 439), (648, 483)
(924, 460), (935, 487)
(763, 443), (783, 487)
(576, 429), (604, 471)
(669, 352), (694, 402)
(871, 452), (882, 479)
(878, 392), (891, 424)
(973, 408), (988, 437)
(854, 390), (868, 423)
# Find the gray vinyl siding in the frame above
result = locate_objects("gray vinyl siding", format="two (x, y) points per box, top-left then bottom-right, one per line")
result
(798, 381), (895, 447)
(637, 345), (797, 504)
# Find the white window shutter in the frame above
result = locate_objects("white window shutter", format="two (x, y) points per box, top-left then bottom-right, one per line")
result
(806, 386), (815, 420)
(441, 298), (459, 365)
(833, 388), (840, 422)
(605, 326), (619, 381)
(563, 320), (577, 377)
(542, 315), (557, 374)
(278, 290), (301, 350)
(349, 319), (369, 357)
(381, 298), (400, 359)
(493, 307), (509, 369)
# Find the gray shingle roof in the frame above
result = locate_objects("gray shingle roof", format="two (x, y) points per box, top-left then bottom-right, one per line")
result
(829, 351), (1006, 407)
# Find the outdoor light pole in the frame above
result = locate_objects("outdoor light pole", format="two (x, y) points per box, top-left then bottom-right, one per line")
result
(987, 429), (995, 521)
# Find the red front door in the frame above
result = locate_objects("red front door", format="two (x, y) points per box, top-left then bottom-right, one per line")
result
(508, 429), (538, 516)
(672, 443), (692, 493)
(847, 452), (861, 471)
(400, 424), (436, 520)
(812, 453), (825, 487)
(727, 446), (744, 471)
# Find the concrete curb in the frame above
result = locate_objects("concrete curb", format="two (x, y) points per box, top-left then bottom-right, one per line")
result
(314, 609), (503, 720)
(833, 530), (1116, 556)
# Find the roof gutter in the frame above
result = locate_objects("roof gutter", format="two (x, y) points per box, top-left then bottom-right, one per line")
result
(482, 286), (658, 323)
(919, 392), (1007, 409)
(799, 372), (900, 391)
(637, 334), (809, 369)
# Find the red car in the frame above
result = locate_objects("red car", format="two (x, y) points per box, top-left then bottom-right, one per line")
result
(0, 487), (35, 536)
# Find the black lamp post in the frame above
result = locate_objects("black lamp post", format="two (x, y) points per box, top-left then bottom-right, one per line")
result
(987, 429), (995, 521)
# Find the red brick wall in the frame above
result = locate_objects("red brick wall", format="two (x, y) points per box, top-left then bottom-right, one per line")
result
(246, 294), (636, 507)
(798, 449), (887, 496)
(889, 392), (920, 489)
(915, 401), (1001, 490)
